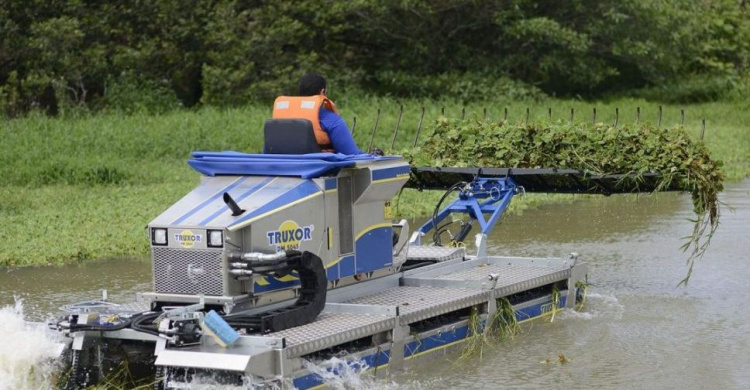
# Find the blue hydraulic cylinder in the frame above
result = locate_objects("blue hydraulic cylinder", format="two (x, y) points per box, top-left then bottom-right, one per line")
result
(418, 177), (517, 238)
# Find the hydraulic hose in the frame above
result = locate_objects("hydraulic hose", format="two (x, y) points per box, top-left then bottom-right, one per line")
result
(432, 181), (468, 246)
(130, 312), (162, 337)
(59, 315), (134, 332)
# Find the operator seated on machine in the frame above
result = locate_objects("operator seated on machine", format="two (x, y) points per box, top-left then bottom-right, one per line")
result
(269, 72), (366, 155)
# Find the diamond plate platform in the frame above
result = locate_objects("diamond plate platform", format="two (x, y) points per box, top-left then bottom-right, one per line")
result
(435, 260), (572, 299)
(346, 286), (487, 324)
(406, 245), (465, 262)
(402, 257), (573, 298)
(117, 301), (151, 313)
(255, 257), (576, 359)
(267, 313), (395, 358)
(92, 255), (582, 371)
(437, 262), (567, 282)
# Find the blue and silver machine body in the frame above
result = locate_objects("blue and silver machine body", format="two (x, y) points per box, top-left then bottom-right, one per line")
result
(143, 153), (411, 311)
(50, 153), (605, 390)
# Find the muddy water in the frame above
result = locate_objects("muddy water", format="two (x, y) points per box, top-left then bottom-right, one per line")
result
(1, 181), (749, 389)
(398, 181), (750, 389)
(0, 256), (151, 320)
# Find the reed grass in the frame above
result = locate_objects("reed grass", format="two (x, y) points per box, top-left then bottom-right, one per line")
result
(550, 286), (561, 323)
(458, 307), (485, 361)
(574, 277), (591, 311)
(492, 297), (521, 340)
(459, 298), (523, 360)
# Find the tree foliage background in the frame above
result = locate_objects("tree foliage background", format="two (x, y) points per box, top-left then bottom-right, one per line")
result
(0, 0), (747, 116)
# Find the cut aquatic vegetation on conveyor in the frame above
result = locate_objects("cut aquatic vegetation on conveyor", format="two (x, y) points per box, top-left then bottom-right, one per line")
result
(403, 118), (725, 283)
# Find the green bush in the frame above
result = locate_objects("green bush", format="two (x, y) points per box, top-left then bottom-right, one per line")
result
(1, 0), (747, 115)
(101, 72), (181, 115)
(635, 73), (748, 104)
(371, 71), (545, 103)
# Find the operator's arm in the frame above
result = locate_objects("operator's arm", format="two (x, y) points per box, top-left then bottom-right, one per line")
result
(320, 109), (366, 155)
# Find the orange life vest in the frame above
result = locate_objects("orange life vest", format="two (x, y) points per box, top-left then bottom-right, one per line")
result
(272, 95), (340, 150)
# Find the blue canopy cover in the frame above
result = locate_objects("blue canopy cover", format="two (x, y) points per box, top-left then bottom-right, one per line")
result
(188, 151), (397, 179)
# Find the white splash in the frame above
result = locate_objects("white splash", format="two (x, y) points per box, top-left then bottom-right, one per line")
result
(0, 300), (65, 390)
(560, 292), (624, 321)
(559, 309), (595, 320)
(179, 371), (290, 389)
(302, 356), (400, 390)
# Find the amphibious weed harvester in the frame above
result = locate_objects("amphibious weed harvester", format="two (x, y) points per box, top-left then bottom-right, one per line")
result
(49, 117), (670, 389)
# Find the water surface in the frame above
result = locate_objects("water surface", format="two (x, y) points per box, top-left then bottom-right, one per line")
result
(1, 181), (748, 389)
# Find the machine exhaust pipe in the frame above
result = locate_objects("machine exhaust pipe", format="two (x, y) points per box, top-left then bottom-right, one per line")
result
(223, 192), (245, 216)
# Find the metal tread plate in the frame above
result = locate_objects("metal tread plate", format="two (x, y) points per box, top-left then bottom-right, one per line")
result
(436, 262), (568, 282)
(345, 286), (488, 325)
(432, 261), (572, 298)
(406, 246), (465, 262)
(490, 267), (571, 298)
(117, 301), (151, 313)
(266, 313), (396, 358)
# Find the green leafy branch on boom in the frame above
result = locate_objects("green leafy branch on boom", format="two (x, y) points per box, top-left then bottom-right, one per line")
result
(402, 119), (725, 283)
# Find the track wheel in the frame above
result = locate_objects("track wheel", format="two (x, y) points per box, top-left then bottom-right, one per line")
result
(64, 349), (93, 390)
(154, 365), (166, 390)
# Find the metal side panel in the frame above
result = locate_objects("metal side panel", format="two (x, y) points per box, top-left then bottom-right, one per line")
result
(405, 245), (465, 262)
(138, 292), (255, 310)
(267, 313), (396, 359)
(493, 267), (571, 299)
(155, 336), (284, 377)
(402, 257), (572, 297)
(323, 303), (400, 317)
(156, 350), (249, 372)
(434, 261), (569, 282)
(289, 293), (570, 389)
(101, 329), (161, 342)
(337, 175), (354, 255)
(483, 255), (578, 268)
(401, 257), (466, 277)
(406, 255), (573, 279)
(117, 301), (151, 313)
(345, 286), (489, 325)
(400, 277), (494, 290)
(326, 273), (402, 303)
(403, 257), (492, 278)
(402, 267), (572, 298)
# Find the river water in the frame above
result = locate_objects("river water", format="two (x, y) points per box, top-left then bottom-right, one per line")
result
(1, 181), (748, 389)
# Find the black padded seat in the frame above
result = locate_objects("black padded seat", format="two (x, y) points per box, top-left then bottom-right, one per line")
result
(263, 119), (323, 154)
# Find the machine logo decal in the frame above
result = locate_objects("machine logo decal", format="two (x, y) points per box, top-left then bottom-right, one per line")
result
(267, 220), (314, 252)
(174, 230), (203, 248)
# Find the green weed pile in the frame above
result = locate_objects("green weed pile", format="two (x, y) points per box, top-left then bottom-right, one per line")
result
(406, 119), (725, 282)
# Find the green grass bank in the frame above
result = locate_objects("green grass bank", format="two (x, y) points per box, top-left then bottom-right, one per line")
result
(1, 98), (748, 267)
